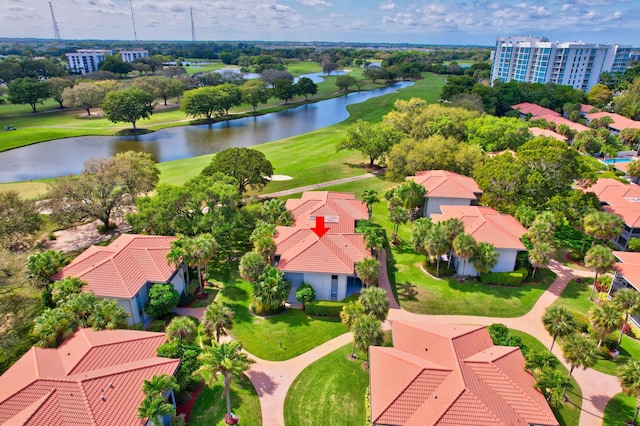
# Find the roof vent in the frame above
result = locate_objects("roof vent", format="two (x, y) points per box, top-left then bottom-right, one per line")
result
(434, 395), (438, 399)
(424, 348), (428, 352)
(109, 383), (113, 388)
(100, 395), (106, 401)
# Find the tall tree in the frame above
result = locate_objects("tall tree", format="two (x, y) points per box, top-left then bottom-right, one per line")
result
(62, 81), (108, 115)
(452, 233), (477, 276)
(562, 334), (599, 376)
(425, 223), (451, 277)
(441, 217), (465, 268)
(241, 79), (270, 113)
(273, 78), (296, 104)
(89, 299), (129, 330)
(136, 394), (175, 426)
(181, 86), (225, 119)
(45, 77), (73, 109)
(101, 87), (154, 130)
(351, 314), (384, 359)
(25, 250), (69, 285)
(201, 147), (273, 194)
(396, 180), (427, 218)
(194, 340), (253, 420)
(613, 288), (640, 350)
(389, 206), (409, 243)
(618, 359), (640, 425)
(142, 374), (180, 399)
(361, 189), (379, 219)
(355, 257), (380, 288)
(168, 233), (217, 291)
(32, 308), (77, 348)
(337, 119), (402, 166)
(535, 368), (573, 407)
(252, 266), (291, 314)
(8, 77), (49, 112)
(529, 242), (554, 279)
(203, 302), (234, 343)
(238, 251), (267, 283)
(359, 287), (389, 321)
(295, 76), (318, 101)
(0, 190), (42, 252)
(584, 245), (616, 300)
(583, 211), (625, 248)
(340, 300), (365, 330)
(542, 305), (576, 354)
(589, 302), (623, 348)
(165, 316), (197, 344)
(471, 242), (499, 275)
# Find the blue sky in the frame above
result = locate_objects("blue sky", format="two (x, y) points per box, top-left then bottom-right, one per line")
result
(2, 0), (639, 46)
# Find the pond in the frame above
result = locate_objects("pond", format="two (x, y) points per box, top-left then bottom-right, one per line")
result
(0, 81), (412, 182)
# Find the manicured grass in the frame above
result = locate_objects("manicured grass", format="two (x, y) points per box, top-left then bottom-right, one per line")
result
(286, 61), (322, 76)
(0, 181), (51, 199)
(510, 329), (582, 426)
(284, 344), (369, 426)
(188, 374), (262, 426)
(603, 392), (638, 426)
(217, 277), (347, 361)
(551, 278), (640, 375)
(371, 201), (556, 317)
(189, 288), (220, 308)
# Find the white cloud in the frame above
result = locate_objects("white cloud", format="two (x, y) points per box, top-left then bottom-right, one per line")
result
(379, 1), (395, 10)
(298, 0), (331, 6)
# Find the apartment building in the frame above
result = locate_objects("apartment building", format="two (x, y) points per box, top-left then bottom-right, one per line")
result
(65, 49), (149, 75)
(491, 36), (631, 92)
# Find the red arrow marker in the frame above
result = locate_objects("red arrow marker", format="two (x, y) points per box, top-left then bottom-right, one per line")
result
(310, 216), (330, 238)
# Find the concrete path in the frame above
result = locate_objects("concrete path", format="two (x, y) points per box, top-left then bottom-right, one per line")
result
(175, 257), (622, 426)
(256, 173), (377, 199)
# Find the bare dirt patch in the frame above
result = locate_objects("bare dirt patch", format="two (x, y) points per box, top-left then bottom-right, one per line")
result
(43, 219), (131, 253)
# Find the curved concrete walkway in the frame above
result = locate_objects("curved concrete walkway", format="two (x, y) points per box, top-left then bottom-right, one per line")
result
(176, 254), (622, 426)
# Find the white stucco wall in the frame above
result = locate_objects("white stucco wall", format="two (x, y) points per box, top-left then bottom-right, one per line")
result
(283, 272), (350, 301)
(455, 248), (520, 276)
(424, 197), (473, 217)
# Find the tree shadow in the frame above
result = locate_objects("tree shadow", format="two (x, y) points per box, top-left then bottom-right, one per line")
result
(396, 283), (419, 302)
(245, 370), (277, 396)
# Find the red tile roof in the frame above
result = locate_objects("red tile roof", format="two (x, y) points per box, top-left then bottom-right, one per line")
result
(274, 227), (369, 274)
(408, 170), (482, 200)
(536, 114), (590, 133)
(580, 104), (598, 114)
(52, 234), (178, 299)
(431, 206), (526, 250)
(511, 102), (561, 118)
(369, 321), (559, 426)
(285, 191), (368, 234)
(581, 178), (640, 228)
(613, 251), (640, 290)
(0, 328), (180, 426)
(529, 127), (567, 142)
(586, 112), (640, 132)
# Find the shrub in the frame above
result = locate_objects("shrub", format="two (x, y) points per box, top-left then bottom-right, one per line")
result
(569, 249), (585, 262)
(295, 282), (316, 307)
(144, 283), (180, 319)
(595, 275), (612, 293)
(169, 416), (186, 426)
(424, 261), (455, 277)
(603, 334), (618, 351)
(147, 319), (167, 332)
(479, 268), (527, 286)
(306, 300), (345, 317)
(599, 346), (613, 360)
(177, 292), (195, 307)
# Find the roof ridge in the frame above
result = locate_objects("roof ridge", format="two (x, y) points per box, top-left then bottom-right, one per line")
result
(75, 357), (179, 383)
(374, 367), (428, 424)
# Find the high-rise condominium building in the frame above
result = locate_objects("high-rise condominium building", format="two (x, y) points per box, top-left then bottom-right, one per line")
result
(65, 49), (149, 75)
(119, 50), (149, 63)
(491, 36), (631, 92)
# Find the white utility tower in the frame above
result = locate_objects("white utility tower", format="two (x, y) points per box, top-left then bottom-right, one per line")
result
(191, 7), (196, 42)
(129, 0), (138, 41)
(49, 2), (61, 41)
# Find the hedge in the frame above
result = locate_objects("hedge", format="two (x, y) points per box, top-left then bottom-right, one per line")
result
(306, 300), (345, 317)
(479, 268), (528, 286)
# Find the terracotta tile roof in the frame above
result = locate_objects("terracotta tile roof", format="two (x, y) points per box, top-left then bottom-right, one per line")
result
(285, 191), (368, 234)
(0, 328), (179, 426)
(613, 251), (640, 290)
(586, 112), (640, 132)
(536, 114), (590, 133)
(580, 104), (598, 114)
(511, 102), (561, 118)
(274, 227), (369, 274)
(581, 178), (640, 228)
(52, 234), (178, 299)
(529, 127), (568, 142)
(409, 170), (482, 200)
(431, 206), (526, 250)
(369, 321), (559, 426)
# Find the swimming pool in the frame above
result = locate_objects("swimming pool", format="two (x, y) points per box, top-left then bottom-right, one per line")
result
(603, 158), (634, 164)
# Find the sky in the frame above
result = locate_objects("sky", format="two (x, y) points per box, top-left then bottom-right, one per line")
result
(1, 0), (639, 46)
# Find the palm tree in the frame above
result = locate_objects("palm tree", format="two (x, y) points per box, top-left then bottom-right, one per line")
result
(535, 368), (572, 406)
(50, 276), (86, 305)
(142, 374), (180, 399)
(252, 266), (291, 314)
(525, 350), (559, 377)
(359, 287), (390, 321)
(203, 302), (234, 343)
(250, 220), (276, 243)
(193, 340), (253, 420)
(471, 242), (499, 276)
(589, 302), (623, 348)
(441, 217), (465, 268)
(168, 234), (218, 292)
(355, 257), (380, 288)
(584, 211), (625, 248)
(584, 244), (616, 300)
(238, 251), (266, 283)
(396, 180), (426, 218)
(562, 334), (599, 376)
(618, 359), (640, 425)
(542, 305), (577, 354)
(529, 242), (554, 279)
(425, 224), (450, 277)
(61, 292), (97, 327)
(340, 301), (365, 330)
(89, 299), (129, 330)
(137, 395), (175, 426)
(351, 314), (384, 359)
(254, 236), (277, 264)
(32, 308), (77, 348)
(613, 288), (640, 351)
(364, 232), (385, 256)
(389, 206), (409, 243)
(166, 316), (197, 344)
(452, 233), (477, 276)
(361, 189), (379, 219)
(528, 211), (558, 244)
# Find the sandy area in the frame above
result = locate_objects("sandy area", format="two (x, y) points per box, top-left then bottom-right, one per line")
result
(269, 175), (293, 181)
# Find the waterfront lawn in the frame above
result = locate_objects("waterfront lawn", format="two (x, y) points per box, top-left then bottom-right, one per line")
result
(286, 61), (322, 75)
(510, 330), (582, 426)
(603, 393), (637, 426)
(371, 201), (555, 317)
(551, 278), (640, 376)
(188, 374), (261, 426)
(217, 277), (347, 361)
(0, 181), (51, 200)
(284, 344), (368, 426)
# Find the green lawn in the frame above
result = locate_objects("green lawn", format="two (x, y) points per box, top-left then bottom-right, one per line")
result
(551, 278), (640, 375)
(188, 375), (262, 426)
(603, 392), (638, 426)
(371, 201), (556, 317)
(217, 277), (347, 361)
(284, 344), (369, 426)
(510, 330), (582, 426)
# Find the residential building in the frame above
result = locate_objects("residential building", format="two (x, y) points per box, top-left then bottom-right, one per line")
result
(52, 234), (187, 325)
(369, 321), (559, 426)
(511, 102), (560, 119)
(407, 170), (482, 217)
(0, 328), (180, 426)
(610, 251), (640, 328)
(65, 49), (112, 74)
(119, 50), (149, 63)
(275, 191), (370, 302)
(431, 206), (527, 275)
(585, 111), (640, 135)
(580, 178), (640, 250)
(536, 114), (590, 134)
(491, 36), (631, 92)
(530, 127), (567, 142)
